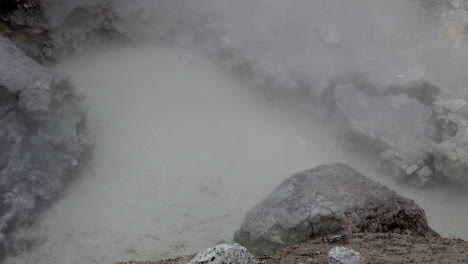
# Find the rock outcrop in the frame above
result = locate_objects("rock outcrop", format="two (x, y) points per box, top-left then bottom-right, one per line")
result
(0, 36), (90, 258)
(234, 164), (431, 255)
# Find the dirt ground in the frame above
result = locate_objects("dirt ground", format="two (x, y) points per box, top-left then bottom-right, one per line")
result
(261, 233), (468, 264)
(117, 233), (468, 264)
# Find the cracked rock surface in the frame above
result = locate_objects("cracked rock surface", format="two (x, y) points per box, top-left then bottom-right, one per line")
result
(234, 164), (432, 255)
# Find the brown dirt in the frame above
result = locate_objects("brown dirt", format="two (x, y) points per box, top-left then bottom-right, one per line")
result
(261, 233), (468, 264)
(117, 233), (468, 264)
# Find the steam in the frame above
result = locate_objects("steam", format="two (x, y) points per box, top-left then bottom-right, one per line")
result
(4, 45), (378, 264)
(144, 0), (464, 90)
(5, 0), (468, 263)
(5, 43), (468, 264)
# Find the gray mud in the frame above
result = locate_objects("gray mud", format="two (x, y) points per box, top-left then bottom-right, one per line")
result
(5, 45), (468, 264)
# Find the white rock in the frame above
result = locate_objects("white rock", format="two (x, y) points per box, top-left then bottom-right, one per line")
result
(328, 246), (365, 264)
(188, 244), (256, 264)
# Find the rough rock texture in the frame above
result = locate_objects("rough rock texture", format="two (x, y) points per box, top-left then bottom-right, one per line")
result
(328, 247), (364, 264)
(234, 164), (431, 255)
(234, 164), (430, 254)
(0, 36), (90, 258)
(188, 244), (256, 264)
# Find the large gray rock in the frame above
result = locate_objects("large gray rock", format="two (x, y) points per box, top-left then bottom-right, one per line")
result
(0, 36), (90, 258)
(234, 164), (431, 255)
(188, 244), (256, 264)
(328, 247), (364, 264)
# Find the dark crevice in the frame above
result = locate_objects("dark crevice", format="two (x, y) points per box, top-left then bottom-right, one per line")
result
(0, 86), (19, 119)
(307, 213), (315, 239)
(0, 0), (20, 17)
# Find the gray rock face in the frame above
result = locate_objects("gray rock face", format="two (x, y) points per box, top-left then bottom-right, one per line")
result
(328, 247), (364, 264)
(234, 164), (431, 255)
(0, 36), (90, 257)
(188, 244), (256, 264)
